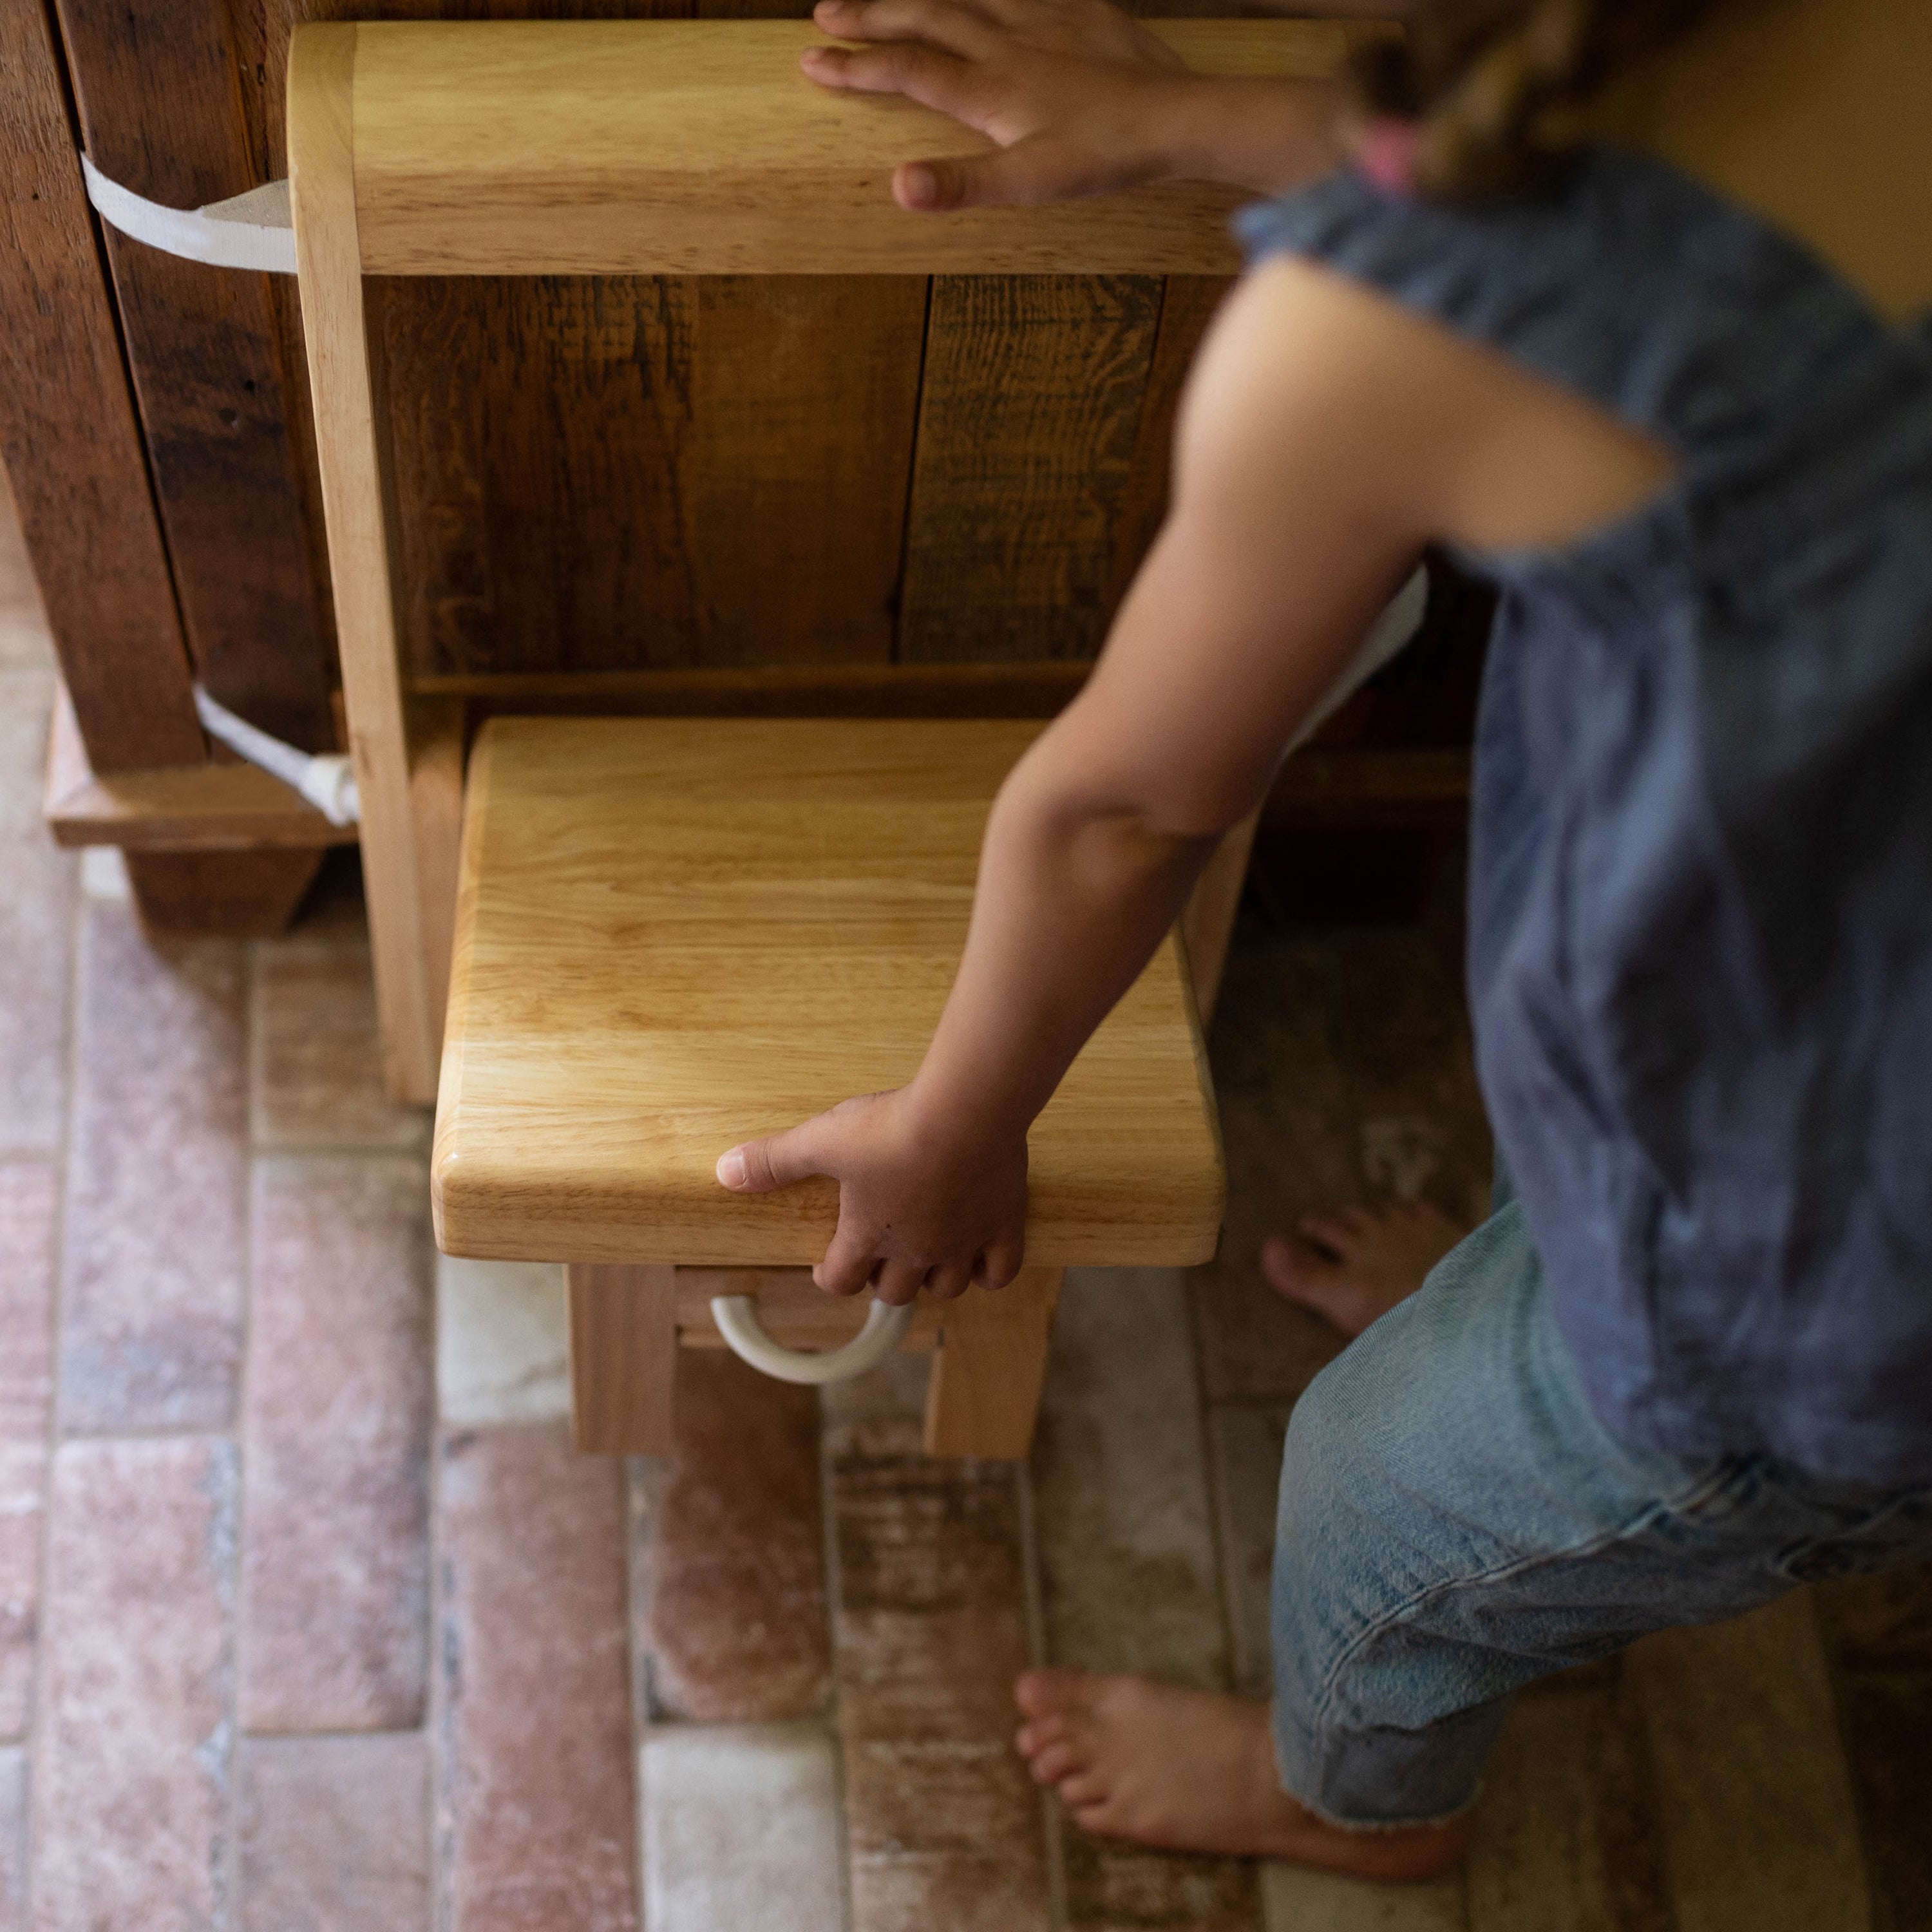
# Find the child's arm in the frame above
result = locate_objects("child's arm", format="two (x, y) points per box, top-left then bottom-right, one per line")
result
(799, 0), (1354, 211)
(717, 260), (1676, 1303)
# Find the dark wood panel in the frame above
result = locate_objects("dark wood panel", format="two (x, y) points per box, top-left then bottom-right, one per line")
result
(129, 847), (327, 935)
(417, 657), (1089, 723)
(0, 0), (202, 773)
(1104, 273), (1231, 615)
(52, 0), (336, 751)
(898, 274), (1164, 663)
(379, 274), (703, 676)
(691, 276), (926, 665)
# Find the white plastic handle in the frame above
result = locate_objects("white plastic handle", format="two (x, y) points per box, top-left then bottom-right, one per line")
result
(709, 1293), (915, 1385)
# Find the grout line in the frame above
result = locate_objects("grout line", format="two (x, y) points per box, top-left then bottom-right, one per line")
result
(428, 1424), (451, 1932)
(24, 824), (91, 1913)
(625, 1452), (652, 1932)
(218, 940), (263, 1932)
(1015, 1461), (1069, 1932)
(814, 1388), (856, 1932)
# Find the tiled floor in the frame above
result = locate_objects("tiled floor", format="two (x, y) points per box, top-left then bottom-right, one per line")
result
(3, 478), (1929, 1930)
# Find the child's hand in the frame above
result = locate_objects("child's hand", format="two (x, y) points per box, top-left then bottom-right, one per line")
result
(715, 1088), (1028, 1304)
(800, 0), (1192, 212)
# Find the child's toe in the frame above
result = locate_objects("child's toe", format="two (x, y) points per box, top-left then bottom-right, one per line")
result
(1015, 1666), (1084, 1718)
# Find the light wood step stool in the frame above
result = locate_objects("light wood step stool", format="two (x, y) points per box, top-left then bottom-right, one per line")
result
(284, 17), (1347, 1456)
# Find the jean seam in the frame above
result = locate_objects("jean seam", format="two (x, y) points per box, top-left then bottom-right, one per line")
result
(1303, 1455), (1743, 1747)
(1775, 1482), (1932, 1575)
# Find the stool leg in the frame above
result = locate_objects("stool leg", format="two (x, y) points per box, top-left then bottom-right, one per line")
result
(923, 1266), (1063, 1459)
(565, 1263), (677, 1454)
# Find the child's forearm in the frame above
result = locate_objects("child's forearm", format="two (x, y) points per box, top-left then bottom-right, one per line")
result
(903, 748), (1224, 1148)
(1147, 74), (1348, 198)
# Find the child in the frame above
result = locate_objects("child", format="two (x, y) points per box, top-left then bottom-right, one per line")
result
(717, 0), (1932, 1877)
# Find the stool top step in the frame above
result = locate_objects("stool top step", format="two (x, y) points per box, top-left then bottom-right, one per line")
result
(432, 717), (1224, 1267)
(315, 18), (1357, 278)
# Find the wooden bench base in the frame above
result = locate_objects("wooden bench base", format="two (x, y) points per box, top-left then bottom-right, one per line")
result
(565, 1262), (1063, 1459)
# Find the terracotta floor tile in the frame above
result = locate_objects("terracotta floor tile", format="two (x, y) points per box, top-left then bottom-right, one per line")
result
(1627, 1592), (1869, 1932)
(1831, 1669), (1932, 1932)
(0, 1166), (55, 1437)
(251, 943), (429, 1151)
(828, 1406), (1051, 1932)
(439, 1424), (638, 1932)
(641, 1721), (844, 1932)
(0, 1444), (45, 1742)
(58, 903), (246, 1432)
(0, 1746), (21, 1932)
(0, 1171), (52, 1739)
(1206, 1403), (1292, 1701)
(1262, 1862), (1466, 1932)
(32, 1437), (238, 1932)
(1060, 1838), (1261, 1932)
(242, 1157), (433, 1732)
(238, 1734), (431, 1932)
(1034, 1269), (1229, 1685)
(0, 671), (73, 1157)
(1466, 1676), (1670, 1932)
(1032, 1270), (1257, 1929)
(436, 1256), (569, 1428)
(634, 1351), (830, 1722)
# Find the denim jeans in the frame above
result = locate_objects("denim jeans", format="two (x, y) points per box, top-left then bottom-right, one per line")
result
(1269, 1196), (1932, 1828)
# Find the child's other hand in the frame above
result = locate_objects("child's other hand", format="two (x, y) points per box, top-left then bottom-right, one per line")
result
(714, 1089), (1028, 1305)
(800, 0), (1190, 212)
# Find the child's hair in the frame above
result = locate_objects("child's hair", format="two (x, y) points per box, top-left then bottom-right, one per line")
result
(1354, 0), (1746, 201)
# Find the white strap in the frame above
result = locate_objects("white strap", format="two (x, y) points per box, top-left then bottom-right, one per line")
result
(1289, 565), (1431, 752)
(194, 687), (359, 825)
(709, 1293), (915, 1385)
(81, 155), (296, 275)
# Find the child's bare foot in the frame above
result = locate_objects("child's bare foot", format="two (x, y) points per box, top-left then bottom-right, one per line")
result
(1261, 1197), (1466, 1338)
(1014, 1670), (1470, 1880)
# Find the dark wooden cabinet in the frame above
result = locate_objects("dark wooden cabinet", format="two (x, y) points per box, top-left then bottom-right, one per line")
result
(1, 0), (1476, 936)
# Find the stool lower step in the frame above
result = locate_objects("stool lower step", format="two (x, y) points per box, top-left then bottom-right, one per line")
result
(564, 1261), (1062, 1459)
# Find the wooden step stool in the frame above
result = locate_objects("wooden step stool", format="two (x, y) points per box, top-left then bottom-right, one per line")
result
(435, 714), (1222, 1455)
(283, 17), (1340, 1455)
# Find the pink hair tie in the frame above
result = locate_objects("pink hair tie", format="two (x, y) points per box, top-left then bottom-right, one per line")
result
(1356, 117), (1423, 196)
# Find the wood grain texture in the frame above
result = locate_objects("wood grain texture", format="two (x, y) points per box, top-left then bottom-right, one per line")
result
(408, 697), (466, 1051)
(348, 20), (1352, 276)
(433, 717), (1224, 1266)
(289, 23), (440, 1102)
(1104, 273), (1231, 616)
(923, 1265), (1062, 1459)
(52, 0), (336, 753)
(377, 272), (926, 679)
(126, 848), (327, 936)
(898, 274), (1164, 663)
(43, 681), (354, 852)
(378, 273), (701, 679)
(691, 275), (925, 666)
(418, 659), (1090, 719)
(1182, 811), (1260, 1028)
(0, 0), (202, 775)
(566, 1262), (677, 1454)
